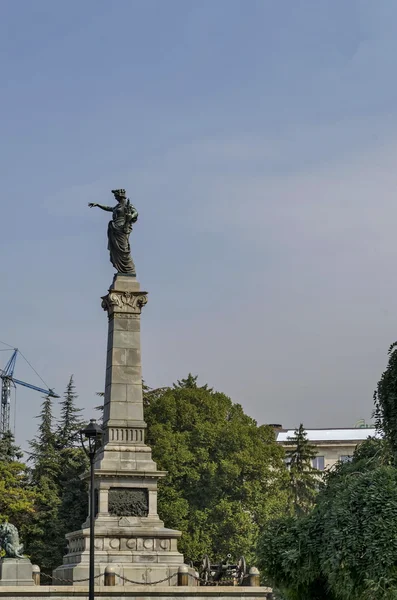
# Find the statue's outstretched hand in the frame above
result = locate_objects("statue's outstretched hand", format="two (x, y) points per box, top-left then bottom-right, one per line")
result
(88, 203), (97, 208)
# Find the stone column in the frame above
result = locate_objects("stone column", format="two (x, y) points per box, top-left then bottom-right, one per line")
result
(96, 275), (155, 472)
(101, 275), (148, 446)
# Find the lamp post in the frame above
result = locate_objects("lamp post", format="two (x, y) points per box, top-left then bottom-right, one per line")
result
(80, 419), (103, 600)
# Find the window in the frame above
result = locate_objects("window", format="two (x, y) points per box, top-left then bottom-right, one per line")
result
(312, 456), (325, 471)
(340, 455), (353, 463)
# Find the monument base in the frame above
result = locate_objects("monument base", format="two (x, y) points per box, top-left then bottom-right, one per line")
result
(0, 585), (271, 600)
(54, 274), (189, 585)
(52, 522), (188, 586)
(0, 558), (34, 586)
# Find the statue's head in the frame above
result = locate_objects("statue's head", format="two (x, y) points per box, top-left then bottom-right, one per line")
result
(111, 189), (127, 203)
(0, 522), (13, 538)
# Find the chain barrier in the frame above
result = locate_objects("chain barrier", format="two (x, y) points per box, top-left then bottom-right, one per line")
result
(41, 572), (102, 584)
(41, 570), (241, 586)
(115, 573), (177, 585)
(41, 571), (187, 586)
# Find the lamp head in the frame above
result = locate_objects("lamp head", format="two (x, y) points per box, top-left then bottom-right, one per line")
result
(80, 419), (102, 458)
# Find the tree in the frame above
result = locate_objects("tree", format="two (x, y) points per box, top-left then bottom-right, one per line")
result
(374, 341), (397, 459)
(144, 375), (289, 565)
(29, 395), (58, 479)
(285, 424), (318, 514)
(56, 446), (88, 547)
(0, 433), (38, 540)
(258, 336), (397, 600)
(26, 395), (61, 573)
(57, 375), (83, 449)
(26, 384), (87, 575)
(55, 379), (88, 569)
(0, 431), (23, 462)
(258, 438), (391, 600)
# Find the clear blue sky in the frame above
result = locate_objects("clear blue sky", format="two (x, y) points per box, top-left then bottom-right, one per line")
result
(1, 0), (397, 447)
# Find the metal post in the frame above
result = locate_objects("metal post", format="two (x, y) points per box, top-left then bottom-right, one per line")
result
(178, 565), (189, 586)
(248, 567), (260, 587)
(104, 566), (116, 586)
(32, 565), (40, 585)
(80, 420), (102, 600)
(89, 454), (95, 600)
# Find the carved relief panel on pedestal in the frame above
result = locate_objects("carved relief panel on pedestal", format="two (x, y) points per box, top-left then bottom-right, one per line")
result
(108, 488), (149, 517)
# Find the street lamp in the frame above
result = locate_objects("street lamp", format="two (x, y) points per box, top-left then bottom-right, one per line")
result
(80, 419), (103, 600)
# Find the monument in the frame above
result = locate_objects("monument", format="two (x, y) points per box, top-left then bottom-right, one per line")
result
(53, 190), (187, 585)
(0, 523), (34, 586)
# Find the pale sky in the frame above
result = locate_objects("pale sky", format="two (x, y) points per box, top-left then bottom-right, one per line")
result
(1, 0), (397, 448)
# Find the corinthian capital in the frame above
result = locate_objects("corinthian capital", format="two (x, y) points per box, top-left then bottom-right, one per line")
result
(101, 290), (148, 315)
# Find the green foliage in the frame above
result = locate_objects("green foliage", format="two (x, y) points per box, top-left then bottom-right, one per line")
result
(285, 424), (318, 514)
(26, 395), (62, 572)
(56, 446), (88, 543)
(57, 375), (83, 448)
(0, 431), (23, 462)
(316, 464), (397, 600)
(259, 341), (397, 599)
(25, 381), (88, 575)
(374, 342), (397, 459)
(144, 375), (289, 565)
(0, 433), (39, 541)
(258, 515), (333, 600)
(259, 436), (397, 600)
(29, 395), (59, 479)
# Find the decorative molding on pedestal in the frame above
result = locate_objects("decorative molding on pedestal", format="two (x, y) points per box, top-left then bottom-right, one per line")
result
(108, 426), (144, 443)
(101, 290), (148, 317)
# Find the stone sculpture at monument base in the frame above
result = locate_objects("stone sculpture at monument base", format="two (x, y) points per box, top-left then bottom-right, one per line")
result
(0, 558), (34, 587)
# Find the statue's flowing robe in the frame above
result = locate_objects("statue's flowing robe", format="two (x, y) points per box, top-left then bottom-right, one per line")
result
(107, 203), (137, 275)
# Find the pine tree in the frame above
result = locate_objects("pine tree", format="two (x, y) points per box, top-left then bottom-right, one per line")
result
(26, 395), (61, 574)
(94, 391), (104, 424)
(57, 375), (83, 448)
(285, 424), (318, 515)
(55, 379), (88, 569)
(56, 446), (88, 548)
(0, 431), (23, 462)
(29, 395), (58, 479)
(26, 381), (88, 575)
(174, 374), (211, 391)
(175, 373), (199, 388)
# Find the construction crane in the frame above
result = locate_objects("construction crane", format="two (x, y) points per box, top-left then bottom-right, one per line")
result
(0, 344), (59, 437)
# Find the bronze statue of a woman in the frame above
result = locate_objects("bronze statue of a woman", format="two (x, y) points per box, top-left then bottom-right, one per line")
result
(89, 189), (138, 275)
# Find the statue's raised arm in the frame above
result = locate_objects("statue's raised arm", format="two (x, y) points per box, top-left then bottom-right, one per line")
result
(88, 203), (113, 212)
(88, 189), (138, 275)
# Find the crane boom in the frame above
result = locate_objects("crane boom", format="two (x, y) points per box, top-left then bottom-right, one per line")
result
(0, 347), (59, 437)
(11, 378), (60, 398)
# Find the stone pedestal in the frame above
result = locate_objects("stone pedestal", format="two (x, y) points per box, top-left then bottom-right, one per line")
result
(0, 558), (34, 586)
(54, 275), (188, 586)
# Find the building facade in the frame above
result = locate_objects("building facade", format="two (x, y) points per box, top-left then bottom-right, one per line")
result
(276, 427), (377, 471)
